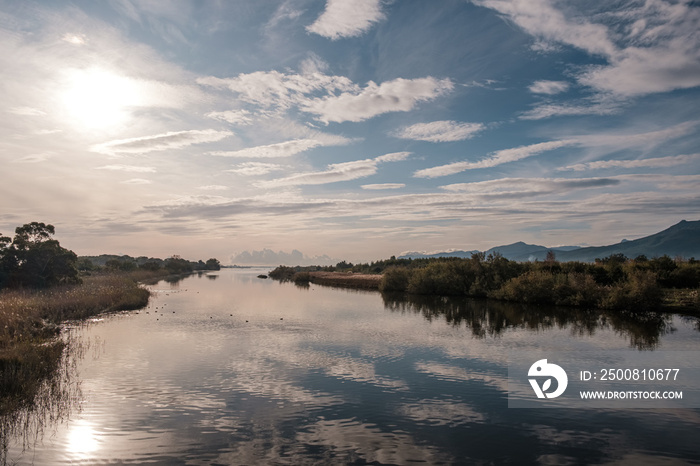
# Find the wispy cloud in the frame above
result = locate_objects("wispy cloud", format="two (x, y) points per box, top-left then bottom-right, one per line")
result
(121, 178), (151, 185)
(528, 80), (569, 95)
(197, 71), (357, 111)
(197, 185), (229, 191)
(361, 183), (405, 190)
(8, 107), (47, 116)
(209, 135), (353, 158)
(258, 152), (410, 188)
(227, 162), (285, 176)
(441, 177), (620, 197)
(95, 164), (156, 172)
(303, 77), (454, 124)
(520, 100), (621, 120)
(91, 130), (233, 155)
(559, 153), (700, 172)
(306, 0), (385, 40)
(393, 120), (485, 142)
(414, 140), (576, 178)
(473, 0), (700, 97)
(210, 139), (321, 158)
(205, 110), (253, 125)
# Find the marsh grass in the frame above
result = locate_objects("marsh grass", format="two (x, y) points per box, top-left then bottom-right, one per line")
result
(0, 271), (159, 348)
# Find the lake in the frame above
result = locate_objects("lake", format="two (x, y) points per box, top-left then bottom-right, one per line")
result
(5, 268), (700, 464)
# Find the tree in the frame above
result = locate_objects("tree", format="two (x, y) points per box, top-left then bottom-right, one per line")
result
(205, 258), (221, 270)
(0, 222), (79, 288)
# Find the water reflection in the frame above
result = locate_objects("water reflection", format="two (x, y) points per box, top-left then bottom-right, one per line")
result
(0, 331), (83, 465)
(382, 293), (676, 350)
(3, 269), (699, 464)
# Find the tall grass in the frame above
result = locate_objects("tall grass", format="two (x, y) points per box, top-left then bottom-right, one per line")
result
(0, 271), (156, 348)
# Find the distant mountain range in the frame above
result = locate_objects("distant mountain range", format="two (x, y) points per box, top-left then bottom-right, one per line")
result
(399, 220), (700, 262)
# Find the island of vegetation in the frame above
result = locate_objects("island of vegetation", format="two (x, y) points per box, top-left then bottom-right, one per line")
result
(0, 222), (220, 423)
(269, 252), (700, 314)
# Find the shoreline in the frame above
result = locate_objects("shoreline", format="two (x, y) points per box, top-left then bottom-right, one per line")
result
(283, 271), (700, 316)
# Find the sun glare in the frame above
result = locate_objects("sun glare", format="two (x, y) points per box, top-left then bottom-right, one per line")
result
(66, 419), (100, 457)
(60, 68), (144, 130)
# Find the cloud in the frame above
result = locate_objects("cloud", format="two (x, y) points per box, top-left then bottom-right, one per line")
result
(472, 0), (700, 97)
(62, 33), (86, 45)
(12, 153), (54, 163)
(258, 152), (409, 188)
(414, 140), (576, 178)
(198, 70), (452, 124)
(95, 164), (156, 172)
(528, 80), (569, 95)
(121, 178), (151, 185)
(231, 249), (333, 266)
(570, 121), (698, 149)
(520, 101), (621, 120)
(441, 177), (621, 196)
(303, 77), (454, 124)
(393, 121), (485, 142)
(8, 106), (47, 117)
(91, 130), (233, 155)
(227, 162), (285, 176)
(306, 0), (385, 40)
(205, 110), (253, 125)
(559, 153), (700, 172)
(197, 185), (229, 191)
(209, 139), (322, 158)
(361, 183), (405, 190)
(197, 71), (357, 111)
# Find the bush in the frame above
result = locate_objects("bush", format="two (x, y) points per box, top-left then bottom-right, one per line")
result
(379, 267), (413, 292)
(600, 270), (662, 311)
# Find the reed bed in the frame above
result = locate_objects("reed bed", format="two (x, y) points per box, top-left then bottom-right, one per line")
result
(0, 272), (157, 348)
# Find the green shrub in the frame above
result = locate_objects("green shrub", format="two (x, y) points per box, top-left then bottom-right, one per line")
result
(379, 267), (413, 292)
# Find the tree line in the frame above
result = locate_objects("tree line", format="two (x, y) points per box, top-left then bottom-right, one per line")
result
(0, 222), (220, 289)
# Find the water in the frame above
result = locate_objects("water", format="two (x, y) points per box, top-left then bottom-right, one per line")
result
(6, 268), (700, 464)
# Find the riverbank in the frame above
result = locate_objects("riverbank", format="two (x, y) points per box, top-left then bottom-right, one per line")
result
(0, 269), (181, 424)
(269, 258), (700, 314)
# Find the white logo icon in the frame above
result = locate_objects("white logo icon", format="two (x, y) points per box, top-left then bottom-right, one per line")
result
(528, 359), (568, 399)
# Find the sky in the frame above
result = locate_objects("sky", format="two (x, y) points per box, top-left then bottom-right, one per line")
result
(1, 0), (699, 265)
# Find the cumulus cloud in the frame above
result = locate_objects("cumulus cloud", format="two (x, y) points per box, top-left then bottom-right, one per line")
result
(92, 130), (233, 155)
(361, 183), (405, 190)
(258, 152), (409, 188)
(303, 77), (454, 124)
(559, 153), (700, 172)
(393, 120), (485, 142)
(198, 70), (453, 124)
(94, 164), (156, 172)
(227, 162), (285, 176)
(414, 140), (576, 178)
(528, 80), (570, 95)
(306, 0), (385, 40)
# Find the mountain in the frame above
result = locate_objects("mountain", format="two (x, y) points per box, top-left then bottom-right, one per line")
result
(554, 220), (700, 262)
(398, 220), (700, 262)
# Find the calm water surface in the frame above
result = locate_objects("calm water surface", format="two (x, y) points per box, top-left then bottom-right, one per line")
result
(7, 268), (700, 464)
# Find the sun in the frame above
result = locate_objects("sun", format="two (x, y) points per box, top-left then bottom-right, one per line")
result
(60, 67), (144, 130)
